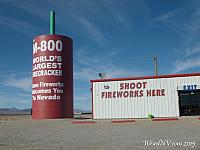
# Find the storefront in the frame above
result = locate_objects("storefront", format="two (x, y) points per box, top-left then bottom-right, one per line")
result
(178, 90), (200, 116)
(91, 73), (200, 119)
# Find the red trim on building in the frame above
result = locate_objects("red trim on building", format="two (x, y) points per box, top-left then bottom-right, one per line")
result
(90, 72), (200, 83)
(91, 72), (200, 119)
(91, 82), (94, 119)
(111, 120), (136, 123)
(72, 121), (95, 124)
(152, 118), (178, 121)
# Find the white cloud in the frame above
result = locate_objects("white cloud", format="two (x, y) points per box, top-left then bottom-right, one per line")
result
(99, 0), (132, 29)
(17, 99), (31, 104)
(74, 47), (146, 81)
(185, 43), (200, 56)
(74, 95), (91, 110)
(74, 67), (143, 81)
(75, 16), (108, 47)
(4, 76), (32, 91)
(149, 1), (200, 73)
(150, 1), (200, 43)
(0, 16), (43, 36)
(0, 0), (48, 20)
(0, 98), (31, 109)
(1, 71), (32, 92)
(150, 6), (193, 36)
(172, 57), (200, 73)
(74, 68), (97, 81)
(172, 43), (200, 73)
(0, 71), (31, 108)
(99, 0), (150, 29)
(75, 95), (90, 101)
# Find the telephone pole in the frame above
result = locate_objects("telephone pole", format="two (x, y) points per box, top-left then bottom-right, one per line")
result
(153, 56), (158, 76)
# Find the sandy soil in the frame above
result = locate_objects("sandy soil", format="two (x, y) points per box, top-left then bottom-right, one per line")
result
(0, 116), (199, 150)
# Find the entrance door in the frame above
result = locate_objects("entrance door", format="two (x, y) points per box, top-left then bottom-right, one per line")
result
(178, 90), (200, 116)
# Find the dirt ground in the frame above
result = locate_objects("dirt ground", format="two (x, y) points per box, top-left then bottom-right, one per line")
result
(0, 115), (199, 150)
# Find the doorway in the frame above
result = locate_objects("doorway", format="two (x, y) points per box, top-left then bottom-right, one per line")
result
(178, 90), (200, 116)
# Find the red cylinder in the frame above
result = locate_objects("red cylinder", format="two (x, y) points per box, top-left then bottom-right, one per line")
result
(32, 35), (73, 119)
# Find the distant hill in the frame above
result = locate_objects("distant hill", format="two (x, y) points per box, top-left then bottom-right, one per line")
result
(0, 108), (91, 115)
(74, 109), (91, 113)
(0, 108), (31, 115)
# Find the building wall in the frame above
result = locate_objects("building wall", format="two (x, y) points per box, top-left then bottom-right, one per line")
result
(92, 75), (200, 119)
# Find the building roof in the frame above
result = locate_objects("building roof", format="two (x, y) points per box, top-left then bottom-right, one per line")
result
(90, 72), (200, 82)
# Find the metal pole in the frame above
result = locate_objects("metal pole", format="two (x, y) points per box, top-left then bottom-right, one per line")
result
(153, 56), (158, 76)
(50, 11), (55, 34)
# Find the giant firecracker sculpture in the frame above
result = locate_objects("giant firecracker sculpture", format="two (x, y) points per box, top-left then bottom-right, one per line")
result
(32, 11), (73, 119)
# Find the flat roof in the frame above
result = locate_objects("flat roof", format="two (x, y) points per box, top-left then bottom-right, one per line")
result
(90, 72), (200, 82)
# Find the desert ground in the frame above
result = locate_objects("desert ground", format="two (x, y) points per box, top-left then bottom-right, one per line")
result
(0, 115), (199, 150)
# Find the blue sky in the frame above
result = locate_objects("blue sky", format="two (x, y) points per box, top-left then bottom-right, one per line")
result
(1, 0), (200, 110)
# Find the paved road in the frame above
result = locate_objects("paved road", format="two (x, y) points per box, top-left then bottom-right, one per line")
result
(0, 117), (199, 150)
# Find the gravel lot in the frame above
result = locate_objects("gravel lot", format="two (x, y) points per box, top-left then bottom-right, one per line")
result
(0, 116), (199, 150)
